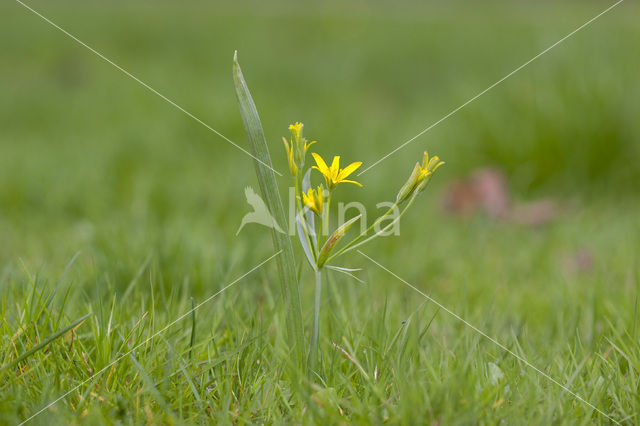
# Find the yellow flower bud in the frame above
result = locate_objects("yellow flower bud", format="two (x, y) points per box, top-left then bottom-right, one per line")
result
(289, 122), (304, 143)
(301, 186), (324, 215)
(284, 122), (316, 175)
(282, 137), (298, 176)
(395, 152), (444, 203)
(396, 162), (422, 203)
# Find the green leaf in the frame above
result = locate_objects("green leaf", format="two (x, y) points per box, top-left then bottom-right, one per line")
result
(233, 51), (305, 366)
(325, 265), (365, 283)
(296, 211), (316, 267)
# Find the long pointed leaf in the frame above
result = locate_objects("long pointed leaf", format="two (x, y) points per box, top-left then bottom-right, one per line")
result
(233, 52), (305, 365)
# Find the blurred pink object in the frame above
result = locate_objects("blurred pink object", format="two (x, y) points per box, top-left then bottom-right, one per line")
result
(442, 167), (558, 226)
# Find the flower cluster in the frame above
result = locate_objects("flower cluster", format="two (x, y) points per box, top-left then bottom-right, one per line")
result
(284, 122), (443, 272)
(282, 122), (316, 176)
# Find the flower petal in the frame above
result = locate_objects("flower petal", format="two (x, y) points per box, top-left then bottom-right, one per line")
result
(340, 179), (363, 187)
(312, 153), (329, 174)
(338, 161), (362, 180)
(330, 156), (340, 175)
(304, 140), (317, 153)
(422, 151), (430, 167)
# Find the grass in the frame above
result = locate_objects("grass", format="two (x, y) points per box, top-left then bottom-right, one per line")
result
(1, 205), (639, 424)
(1, 0), (639, 424)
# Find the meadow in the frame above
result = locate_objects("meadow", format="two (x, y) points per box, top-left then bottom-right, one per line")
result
(1, 1), (639, 424)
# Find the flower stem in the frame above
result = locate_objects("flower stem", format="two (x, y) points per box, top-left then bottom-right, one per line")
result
(325, 193), (418, 264)
(308, 268), (323, 373)
(341, 197), (414, 252)
(295, 177), (317, 261)
(325, 201), (399, 262)
(319, 191), (332, 250)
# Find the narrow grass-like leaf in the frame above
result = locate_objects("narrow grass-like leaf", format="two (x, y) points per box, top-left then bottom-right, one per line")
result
(189, 297), (196, 360)
(176, 356), (205, 412)
(233, 52), (305, 366)
(1, 312), (92, 372)
(296, 212), (316, 267)
(325, 265), (365, 283)
(42, 250), (81, 313)
(129, 352), (170, 410)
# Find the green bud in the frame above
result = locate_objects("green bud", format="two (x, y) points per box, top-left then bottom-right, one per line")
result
(317, 214), (362, 268)
(396, 162), (421, 203)
(396, 152), (444, 203)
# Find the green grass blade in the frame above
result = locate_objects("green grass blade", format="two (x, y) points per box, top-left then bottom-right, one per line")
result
(232, 51), (305, 367)
(128, 352), (170, 411)
(189, 297), (196, 360)
(1, 312), (93, 373)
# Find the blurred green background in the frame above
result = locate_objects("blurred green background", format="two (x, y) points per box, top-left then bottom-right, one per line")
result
(2, 1), (638, 263)
(1, 0), (638, 280)
(2, 0), (639, 279)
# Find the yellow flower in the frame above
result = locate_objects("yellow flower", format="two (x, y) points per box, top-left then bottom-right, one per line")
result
(282, 137), (298, 176)
(311, 153), (362, 190)
(421, 151), (445, 175)
(289, 122), (304, 140)
(301, 186), (324, 215)
(283, 122), (316, 176)
(396, 152), (444, 203)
